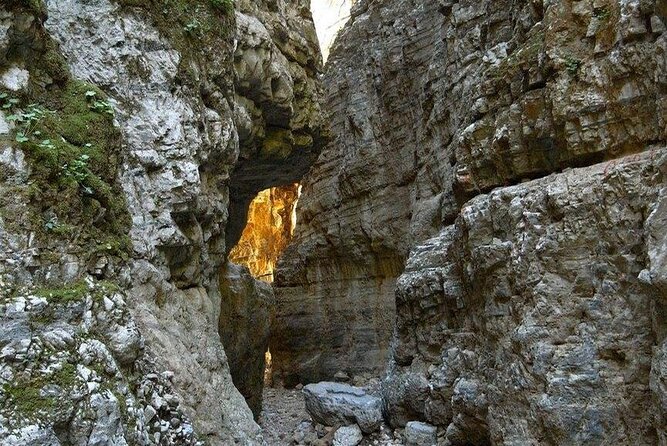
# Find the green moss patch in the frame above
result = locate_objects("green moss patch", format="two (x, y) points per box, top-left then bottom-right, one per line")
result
(2, 363), (79, 420)
(3, 0), (47, 18)
(0, 3), (132, 267)
(116, 0), (234, 44)
(34, 279), (120, 303)
(0, 80), (131, 260)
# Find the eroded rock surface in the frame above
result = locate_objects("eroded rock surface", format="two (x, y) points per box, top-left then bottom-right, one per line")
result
(0, 279), (201, 446)
(219, 263), (275, 419)
(274, 0), (667, 408)
(0, 0), (325, 443)
(385, 148), (667, 444)
(274, 0), (667, 443)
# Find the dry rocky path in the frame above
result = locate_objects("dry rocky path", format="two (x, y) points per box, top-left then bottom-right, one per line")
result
(260, 379), (406, 446)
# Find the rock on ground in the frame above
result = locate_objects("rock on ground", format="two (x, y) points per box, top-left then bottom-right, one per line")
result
(303, 382), (383, 434)
(403, 422), (436, 446)
(333, 424), (363, 446)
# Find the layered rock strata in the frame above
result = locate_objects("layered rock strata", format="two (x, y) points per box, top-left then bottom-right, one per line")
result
(385, 148), (667, 444)
(0, 0), (325, 443)
(274, 0), (666, 395)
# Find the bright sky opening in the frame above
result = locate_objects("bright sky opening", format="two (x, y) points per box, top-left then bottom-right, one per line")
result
(310, 0), (352, 61)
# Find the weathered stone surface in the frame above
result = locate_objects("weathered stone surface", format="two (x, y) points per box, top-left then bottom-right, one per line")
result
(403, 421), (437, 446)
(0, 280), (200, 446)
(384, 148), (667, 444)
(333, 424), (363, 446)
(219, 262), (275, 418)
(0, 0), (325, 444)
(227, 0), (326, 252)
(303, 382), (383, 434)
(274, 0), (667, 386)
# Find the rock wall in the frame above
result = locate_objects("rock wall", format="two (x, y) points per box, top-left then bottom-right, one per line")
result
(0, 0), (324, 444)
(219, 263), (275, 419)
(229, 184), (300, 282)
(385, 148), (667, 444)
(275, 0), (667, 441)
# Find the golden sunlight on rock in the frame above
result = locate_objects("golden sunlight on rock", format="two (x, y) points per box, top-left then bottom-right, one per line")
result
(229, 184), (301, 282)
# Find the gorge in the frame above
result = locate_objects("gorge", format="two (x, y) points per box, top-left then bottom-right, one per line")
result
(0, 0), (666, 445)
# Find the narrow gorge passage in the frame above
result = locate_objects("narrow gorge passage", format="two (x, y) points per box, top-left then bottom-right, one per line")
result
(1, 0), (666, 445)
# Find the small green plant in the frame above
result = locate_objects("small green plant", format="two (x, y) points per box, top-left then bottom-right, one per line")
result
(5, 103), (52, 143)
(183, 17), (203, 34)
(62, 153), (92, 191)
(44, 216), (59, 231)
(85, 90), (114, 116)
(0, 93), (20, 110)
(593, 7), (611, 21)
(44, 216), (75, 235)
(564, 56), (582, 76)
(38, 139), (56, 151)
(209, 0), (233, 15)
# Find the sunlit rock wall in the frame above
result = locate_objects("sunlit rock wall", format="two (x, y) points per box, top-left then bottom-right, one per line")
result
(229, 184), (300, 282)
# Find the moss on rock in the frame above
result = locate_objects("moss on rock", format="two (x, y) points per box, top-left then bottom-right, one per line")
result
(115, 0), (236, 92)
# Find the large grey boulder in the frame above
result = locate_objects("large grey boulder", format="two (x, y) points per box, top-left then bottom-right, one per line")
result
(303, 382), (383, 433)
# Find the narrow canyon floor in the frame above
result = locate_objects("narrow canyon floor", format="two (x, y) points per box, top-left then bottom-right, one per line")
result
(260, 377), (405, 446)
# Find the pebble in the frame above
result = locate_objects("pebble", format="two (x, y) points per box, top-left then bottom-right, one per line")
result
(145, 405), (157, 422)
(334, 371), (350, 382)
(103, 296), (115, 311)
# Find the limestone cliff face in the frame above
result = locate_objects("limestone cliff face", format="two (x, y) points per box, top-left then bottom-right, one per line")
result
(385, 150), (667, 444)
(275, 0), (667, 441)
(0, 0), (324, 444)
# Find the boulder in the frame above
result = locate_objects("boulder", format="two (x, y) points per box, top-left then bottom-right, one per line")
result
(404, 421), (437, 446)
(303, 382), (383, 433)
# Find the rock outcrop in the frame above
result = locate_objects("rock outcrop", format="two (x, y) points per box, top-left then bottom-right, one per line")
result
(385, 148), (667, 444)
(219, 262), (275, 419)
(274, 0), (666, 383)
(0, 279), (201, 446)
(0, 0), (325, 443)
(275, 0), (667, 443)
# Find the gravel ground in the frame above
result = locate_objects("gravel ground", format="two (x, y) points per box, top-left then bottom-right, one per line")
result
(260, 387), (311, 445)
(259, 383), (406, 446)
